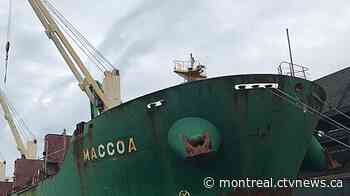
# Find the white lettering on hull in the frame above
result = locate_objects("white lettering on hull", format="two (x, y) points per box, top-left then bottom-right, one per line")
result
(81, 137), (137, 162)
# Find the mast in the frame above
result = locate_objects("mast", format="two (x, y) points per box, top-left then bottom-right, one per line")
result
(27, 0), (121, 115)
(0, 89), (36, 159)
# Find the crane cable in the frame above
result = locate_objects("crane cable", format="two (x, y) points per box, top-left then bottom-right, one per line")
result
(4, 93), (35, 140)
(0, 89), (35, 143)
(42, 0), (116, 73)
(4, 0), (13, 85)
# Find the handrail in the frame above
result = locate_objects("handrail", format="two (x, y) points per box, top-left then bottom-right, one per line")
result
(277, 61), (309, 79)
(173, 60), (206, 74)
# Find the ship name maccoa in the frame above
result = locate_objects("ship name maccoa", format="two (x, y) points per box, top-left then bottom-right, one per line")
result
(81, 137), (137, 161)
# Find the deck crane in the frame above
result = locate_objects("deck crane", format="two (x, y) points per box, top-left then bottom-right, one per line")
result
(0, 89), (37, 159)
(27, 0), (121, 118)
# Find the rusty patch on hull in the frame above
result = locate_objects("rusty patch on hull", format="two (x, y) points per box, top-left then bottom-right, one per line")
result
(183, 132), (212, 157)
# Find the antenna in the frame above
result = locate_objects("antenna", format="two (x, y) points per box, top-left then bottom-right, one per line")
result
(286, 28), (295, 77)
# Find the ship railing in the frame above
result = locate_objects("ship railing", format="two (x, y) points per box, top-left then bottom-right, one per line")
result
(173, 60), (206, 76)
(277, 61), (309, 79)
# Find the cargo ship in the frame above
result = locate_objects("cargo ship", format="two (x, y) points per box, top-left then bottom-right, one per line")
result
(0, 1), (330, 196)
(0, 73), (326, 196)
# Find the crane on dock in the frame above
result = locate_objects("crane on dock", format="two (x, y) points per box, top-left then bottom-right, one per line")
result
(0, 89), (37, 159)
(28, 0), (121, 118)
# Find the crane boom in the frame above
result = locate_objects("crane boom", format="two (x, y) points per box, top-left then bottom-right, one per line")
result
(0, 89), (36, 159)
(28, 0), (121, 115)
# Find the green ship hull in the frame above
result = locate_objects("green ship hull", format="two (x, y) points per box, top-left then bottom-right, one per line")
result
(12, 74), (325, 196)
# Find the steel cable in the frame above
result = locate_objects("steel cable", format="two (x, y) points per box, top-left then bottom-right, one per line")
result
(272, 88), (350, 134)
(43, 0), (116, 72)
(269, 88), (350, 149)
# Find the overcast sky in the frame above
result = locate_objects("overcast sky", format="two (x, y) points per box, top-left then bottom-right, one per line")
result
(0, 0), (349, 176)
